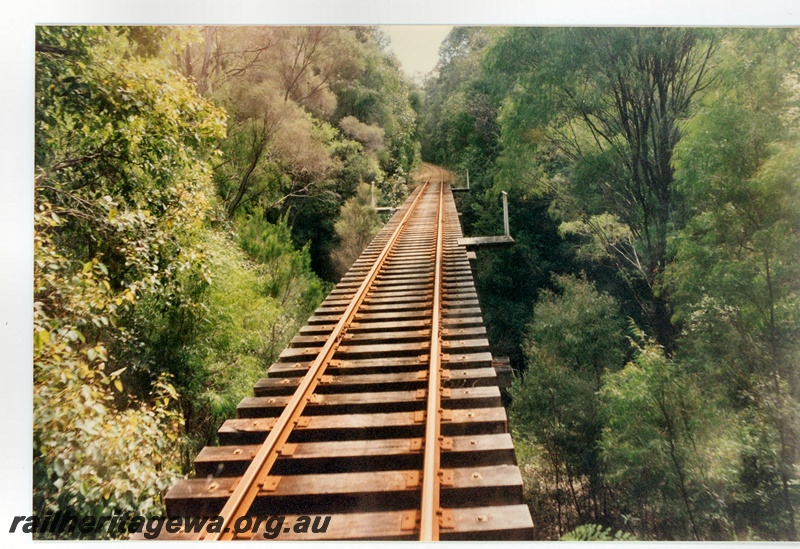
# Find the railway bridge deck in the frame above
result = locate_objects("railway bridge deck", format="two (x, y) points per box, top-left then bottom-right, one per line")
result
(156, 164), (534, 541)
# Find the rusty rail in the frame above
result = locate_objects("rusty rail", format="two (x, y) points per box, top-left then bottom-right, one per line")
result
(419, 169), (444, 540)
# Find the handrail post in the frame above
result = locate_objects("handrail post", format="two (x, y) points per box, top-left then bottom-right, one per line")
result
(502, 191), (509, 237)
(466, 169), (470, 190)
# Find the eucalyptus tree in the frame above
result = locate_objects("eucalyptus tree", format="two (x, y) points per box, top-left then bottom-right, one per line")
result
(34, 25), (224, 530)
(489, 27), (717, 350)
(667, 29), (800, 539)
(511, 276), (626, 534)
(178, 26), (358, 219)
(173, 26), (419, 279)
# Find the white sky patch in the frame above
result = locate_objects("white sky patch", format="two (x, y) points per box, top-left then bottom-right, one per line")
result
(380, 26), (453, 81)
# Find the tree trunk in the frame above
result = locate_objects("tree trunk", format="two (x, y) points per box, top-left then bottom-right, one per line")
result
(658, 395), (700, 540)
(197, 26), (215, 96)
(652, 291), (678, 355)
(227, 137), (266, 218)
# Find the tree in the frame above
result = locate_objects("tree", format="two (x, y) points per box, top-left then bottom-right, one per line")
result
(419, 25), (800, 541)
(421, 27), (495, 168)
(330, 183), (382, 277)
(333, 27), (420, 181)
(33, 25), (421, 535)
(217, 81), (336, 218)
(489, 28), (717, 351)
(511, 275), (626, 535)
(179, 26), (362, 219)
(667, 29), (800, 539)
(601, 334), (741, 540)
(180, 26), (417, 279)
(34, 25), (224, 532)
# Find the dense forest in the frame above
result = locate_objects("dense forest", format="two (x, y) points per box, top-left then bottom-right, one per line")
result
(423, 27), (799, 540)
(33, 25), (799, 541)
(33, 25), (418, 531)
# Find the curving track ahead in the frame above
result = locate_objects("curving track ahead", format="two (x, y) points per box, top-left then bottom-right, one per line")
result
(156, 164), (534, 541)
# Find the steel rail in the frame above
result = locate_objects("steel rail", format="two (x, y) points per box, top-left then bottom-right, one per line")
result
(419, 167), (445, 541)
(203, 171), (437, 541)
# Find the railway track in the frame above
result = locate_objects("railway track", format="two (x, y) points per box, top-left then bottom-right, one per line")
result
(156, 164), (534, 540)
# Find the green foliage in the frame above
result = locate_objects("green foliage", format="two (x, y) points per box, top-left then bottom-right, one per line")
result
(511, 276), (626, 532)
(34, 25), (225, 532)
(601, 334), (741, 540)
(192, 26), (417, 280)
(117, 219), (325, 461)
(33, 26), (330, 534)
(185, 228), (320, 447)
(421, 27), (499, 169)
(489, 27), (719, 350)
(422, 28), (574, 369)
(339, 115), (385, 152)
(524, 275), (627, 382)
(333, 28), (420, 180)
(33, 24), (419, 538)
(330, 183), (383, 277)
(33, 356), (182, 531)
(561, 523), (636, 541)
(669, 29), (800, 383)
(35, 27), (225, 313)
(666, 29), (800, 538)
(33, 207), (185, 533)
(237, 210), (325, 311)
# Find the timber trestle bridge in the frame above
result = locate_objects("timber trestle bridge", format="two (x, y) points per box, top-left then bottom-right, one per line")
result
(156, 164), (534, 540)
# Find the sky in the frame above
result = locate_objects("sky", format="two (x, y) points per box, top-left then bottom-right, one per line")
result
(380, 26), (453, 81)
